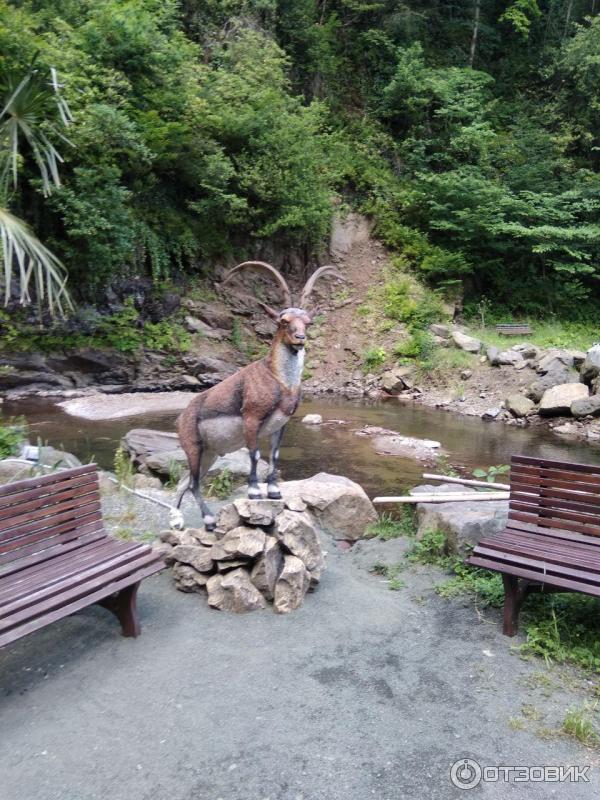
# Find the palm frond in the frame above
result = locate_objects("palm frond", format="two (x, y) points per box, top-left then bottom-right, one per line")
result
(0, 206), (72, 317)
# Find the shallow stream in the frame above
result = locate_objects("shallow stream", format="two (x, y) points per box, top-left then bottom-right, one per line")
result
(5, 396), (600, 497)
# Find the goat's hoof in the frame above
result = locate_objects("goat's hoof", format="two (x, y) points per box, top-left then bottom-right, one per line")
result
(267, 490), (282, 500)
(203, 516), (216, 532)
(247, 489), (263, 500)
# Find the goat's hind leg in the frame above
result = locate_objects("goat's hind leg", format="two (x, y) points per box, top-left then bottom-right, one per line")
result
(266, 427), (285, 500)
(176, 411), (216, 530)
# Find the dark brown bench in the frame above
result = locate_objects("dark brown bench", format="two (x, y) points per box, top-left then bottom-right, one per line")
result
(496, 323), (532, 336)
(469, 455), (600, 636)
(0, 464), (165, 648)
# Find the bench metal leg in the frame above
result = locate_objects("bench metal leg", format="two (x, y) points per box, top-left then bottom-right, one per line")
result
(99, 582), (141, 638)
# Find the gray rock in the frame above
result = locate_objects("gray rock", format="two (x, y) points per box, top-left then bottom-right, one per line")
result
(486, 346), (500, 366)
(539, 383), (589, 416)
(172, 563), (209, 592)
(215, 503), (242, 533)
(250, 536), (284, 601)
(527, 368), (580, 402)
(301, 414), (323, 425)
(505, 394), (535, 418)
(482, 407), (502, 420)
(220, 526), (266, 559)
(273, 555), (311, 614)
(233, 498), (284, 527)
(208, 448), (269, 482)
(535, 349), (575, 373)
(429, 324), (451, 338)
(171, 544), (214, 573)
(275, 510), (325, 584)
(571, 395), (600, 418)
(330, 211), (372, 259)
(22, 445), (82, 469)
(451, 331), (481, 353)
(381, 367), (414, 394)
(278, 473), (377, 541)
(412, 484), (508, 552)
(350, 537), (412, 572)
(512, 344), (539, 360)
(207, 569), (267, 612)
(496, 350), (524, 367)
(581, 346), (600, 383)
(152, 541), (174, 564)
(569, 350), (587, 368)
(121, 428), (185, 477)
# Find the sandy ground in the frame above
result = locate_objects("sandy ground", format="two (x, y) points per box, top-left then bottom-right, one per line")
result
(58, 391), (194, 420)
(1, 482), (598, 800)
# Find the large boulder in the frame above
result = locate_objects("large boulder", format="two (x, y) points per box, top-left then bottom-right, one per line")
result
(279, 473), (377, 541)
(505, 394), (535, 418)
(381, 366), (415, 394)
(412, 484), (508, 552)
(171, 544), (214, 573)
(535, 349), (575, 373)
(496, 350), (524, 367)
(486, 345), (500, 366)
(571, 395), (600, 419)
(121, 428), (268, 481)
(233, 498), (284, 526)
(526, 368), (580, 403)
(539, 383), (589, 416)
(581, 346), (600, 384)
(451, 331), (481, 353)
(121, 429), (185, 476)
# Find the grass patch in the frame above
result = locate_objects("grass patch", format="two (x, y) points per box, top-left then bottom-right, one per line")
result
(563, 704), (600, 747)
(362, 346), (387, 372)
(206, 467), (234, 499)
(371, 561), (405, 590)
(366, 509), (416, 540)
(471, 321), (597, 352)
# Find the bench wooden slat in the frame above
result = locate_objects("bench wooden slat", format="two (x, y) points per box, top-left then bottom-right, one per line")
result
(468, 454), (600, 636)
(0, 463), (97, 498)
(0, 527), (106, 578)
(0, 465), (164, 647)
(0, 477), (100, 523)
(0, 561), (162, 648)
(0, 511), (104, 563)
(0, 544), (157, 619)
(0, 493), (102, 538)
(0, 539), (139, 604)
(0, 472), (99, 513)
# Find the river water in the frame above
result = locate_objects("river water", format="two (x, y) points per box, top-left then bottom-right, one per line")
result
(5, 395), (600, 497)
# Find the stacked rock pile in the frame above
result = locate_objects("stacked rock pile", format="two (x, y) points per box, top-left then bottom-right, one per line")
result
(157, 498), (325, 614)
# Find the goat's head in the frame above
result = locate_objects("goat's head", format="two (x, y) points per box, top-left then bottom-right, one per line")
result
(222, 261), (342, 350)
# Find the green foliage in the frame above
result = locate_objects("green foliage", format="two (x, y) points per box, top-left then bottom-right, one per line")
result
(406, 529), (448, 565)
(0, 417), (26, 458)
(366, 509), (415, 540)
(206, 467), (234, 499)
(362, 346), (386, 371)
(563, 706), (600, 747)
(113, 445), (134, 487)
(472, 464), (510, 483)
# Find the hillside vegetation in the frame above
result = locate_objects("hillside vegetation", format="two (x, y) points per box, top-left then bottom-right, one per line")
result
(1, 0), (599, 326)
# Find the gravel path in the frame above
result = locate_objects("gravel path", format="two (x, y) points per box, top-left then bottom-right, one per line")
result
(1, 509), (598, 799)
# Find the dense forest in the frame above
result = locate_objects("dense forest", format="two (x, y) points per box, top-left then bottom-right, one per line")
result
(1, 0), (599, 322)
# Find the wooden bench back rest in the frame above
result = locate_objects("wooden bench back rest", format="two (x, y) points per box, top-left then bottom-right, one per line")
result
(0, 465), (104, 568)
(509, 455), (600, 538)
(496, 324), (532, 335)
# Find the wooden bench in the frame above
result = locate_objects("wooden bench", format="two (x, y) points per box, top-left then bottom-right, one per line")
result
(469, 455), (600, 636)
(0, 464), (165, 648)
(495, 323), (532, 336)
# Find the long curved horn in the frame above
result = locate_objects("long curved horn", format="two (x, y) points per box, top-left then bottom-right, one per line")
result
(222, 261), (292, 308)
(299, 265), (343, 308)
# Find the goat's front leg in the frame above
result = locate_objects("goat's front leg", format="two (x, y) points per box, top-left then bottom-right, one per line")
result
(266, 427), (285, 500)
(243, 415), (263, 499)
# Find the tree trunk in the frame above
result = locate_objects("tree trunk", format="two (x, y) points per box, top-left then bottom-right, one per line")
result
(469, 0), (481, 67)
